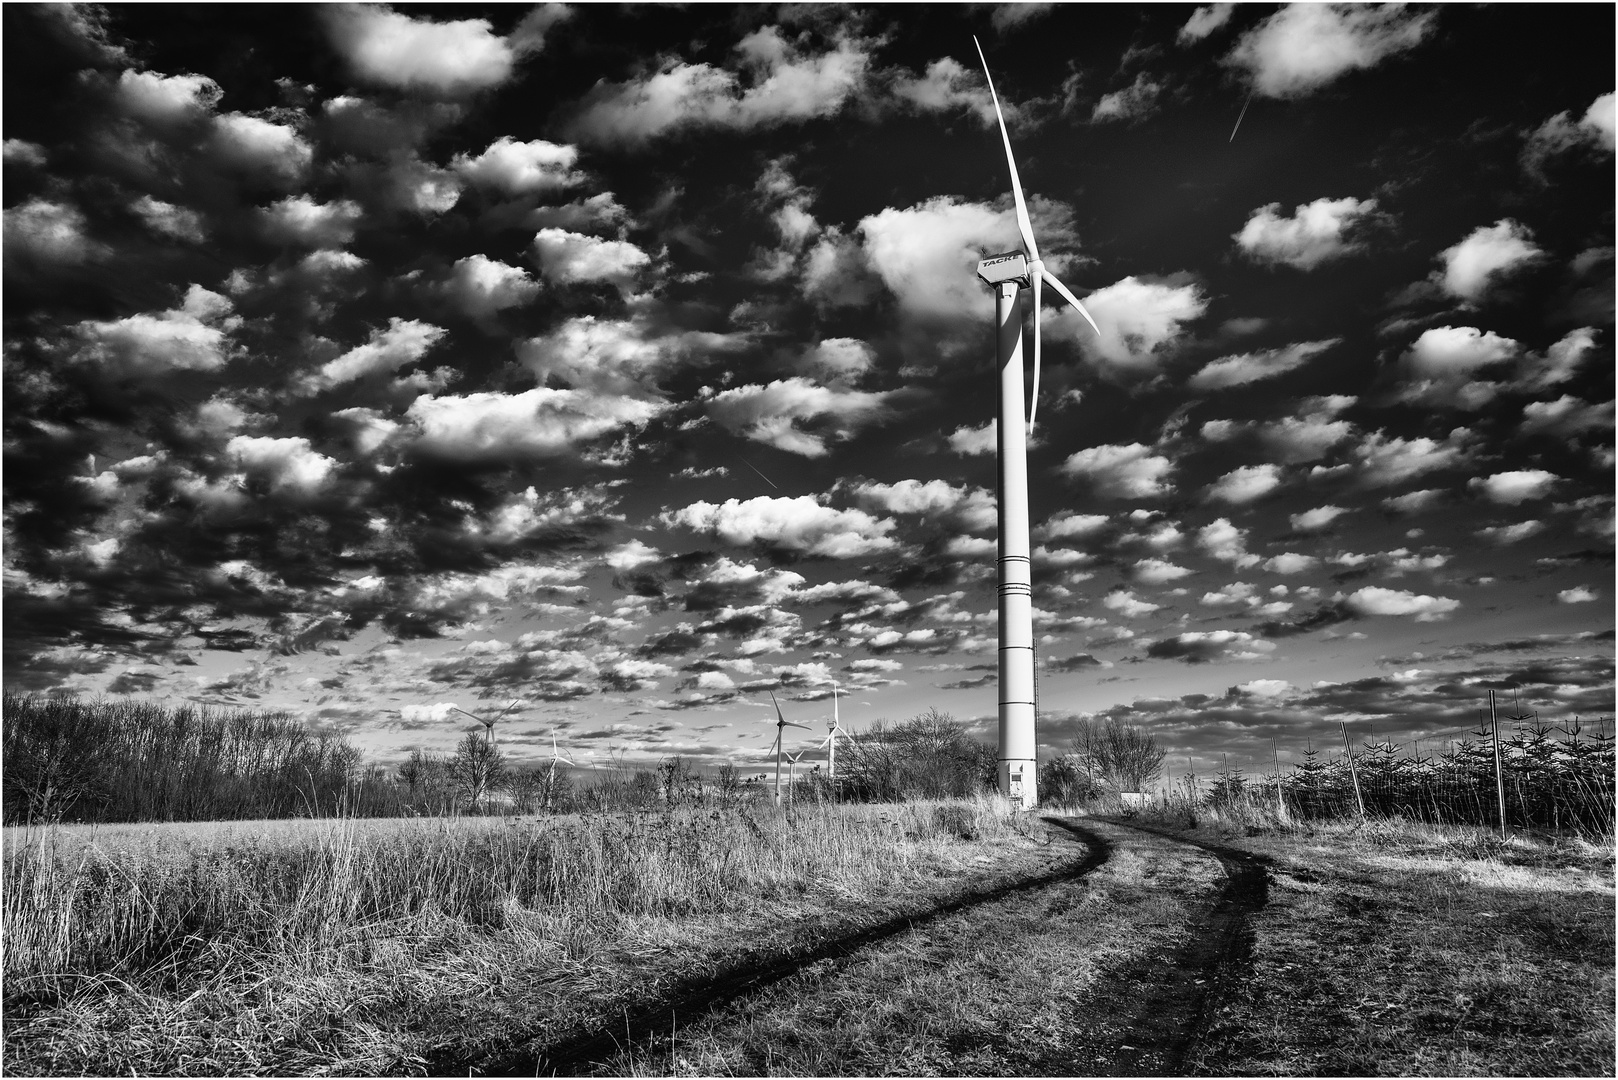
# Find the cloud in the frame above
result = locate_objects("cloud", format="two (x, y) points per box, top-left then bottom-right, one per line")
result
(889, 57), (996, 124)
(661, 495), (899, 558)
(1476, 520), (1544, 545)
(1061, 443), (1175, 498)
(1263, 552), (1319, 575)
(259, 196), (365, 247)
(209, 114), (313, 186)
(1226, 4), (1436, 99)
(303, 317), (446, 391)
(1381, 489), (1444, 515)
(849, 479), (996, 532)
(1207, 464), (1283, 505)
(70, 285), (238, 378)
(1179, 4), (1236, 43)
(797, 338), (877, 386)
(1523, 92), (1616, 176)
(4, 199), (109, 271)
(1147, 630), (1277, 663)
(562, 27), (872, 147)
(1435, 219), (1544, 304)
(1091, 74), (1163, 124)
(436, 255), (541, 320)
(1520, 396), (1614, 438)
(1342, 586), (1459, 621)
(1133, 558), (1194, 584)
(1395, 325), (1519, 409)
(1038, 511), (1111, 542)
(1558, 585), (1599, 604)
(1188, 338), (1339, 390)
(532, 229), (652, 287)
(1354, 428), (1475, 487)
(1051, 276), (1207, 378)
(1197, 518), (1259, 568)
(703, 378), (892, 457)
(1291, 505), (1350, 532)
(131, 196), (206, 243)
(323, 4), (556, 97)
(406, 387), (664, 462)
(225, 436), (337, 497)
(1468, 470), (1559, 505)
(1515, 327), (1600, 393)
(947, 421), (996, 456)
(112, 68), (222, 124)
(1259, 412), (1355, 464)
(857, 196), (1049, 323)
(1233, 198), (1379, 269)
(453, 137), (582, 195)
(1104, 590), (1161, 618)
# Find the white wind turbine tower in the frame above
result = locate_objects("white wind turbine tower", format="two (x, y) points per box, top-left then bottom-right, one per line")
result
(765, 690), (811, 805)
(973, 37), (1101, 810)
(817, 681), (850, 782)
(544, 729), (575, 811)
(785, 748), (807, 802)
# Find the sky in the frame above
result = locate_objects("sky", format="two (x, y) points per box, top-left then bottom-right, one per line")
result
(4, 3), (1613, 779)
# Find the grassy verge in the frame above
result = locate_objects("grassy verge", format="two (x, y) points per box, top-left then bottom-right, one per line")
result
(1137, 811), (1616, 1077)
(2, 796), (1057, 1075)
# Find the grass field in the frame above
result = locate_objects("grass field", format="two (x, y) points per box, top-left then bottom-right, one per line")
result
(4, 800), (1613, 1076)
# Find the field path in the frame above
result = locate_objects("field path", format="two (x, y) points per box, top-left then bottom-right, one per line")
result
(462, 816), (1269, 1077)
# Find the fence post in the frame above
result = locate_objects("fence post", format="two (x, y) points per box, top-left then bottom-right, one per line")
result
(1490, 690), (1507, 839)
(1341, 723), (1366, 820)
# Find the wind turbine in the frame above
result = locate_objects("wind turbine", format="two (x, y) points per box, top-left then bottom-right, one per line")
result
(785, 748), (807, 802)
(451, 699), (521, 751)
(765, 690), (811, 805)
(817, 681), (850, 782)
(973, 37), (1101, 810)
(544, 729), (575, 811)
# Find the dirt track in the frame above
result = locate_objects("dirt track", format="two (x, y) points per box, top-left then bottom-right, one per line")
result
(458, 816), (1269, 1077)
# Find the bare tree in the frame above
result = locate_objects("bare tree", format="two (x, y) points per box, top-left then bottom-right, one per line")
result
(1070, 718), (1165, 792)
(450, 731), (505, 812)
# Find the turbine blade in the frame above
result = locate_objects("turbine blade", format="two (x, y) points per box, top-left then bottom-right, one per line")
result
(973, 36), (1039, 262)
(768, 689), (786, 724)
(818, 734), (833, 749)
(1030, 270), (1043, 431)
(1042, 268), (1100, 336)
(784, 721), (812, 731)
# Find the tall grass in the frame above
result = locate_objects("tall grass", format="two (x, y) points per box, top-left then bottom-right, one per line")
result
(3, 796), (1027, 1006)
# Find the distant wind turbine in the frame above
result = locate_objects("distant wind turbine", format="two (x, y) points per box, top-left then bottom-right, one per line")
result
(973, 37), (1102, 810)
(451, 699), (521, 751)
(545, 729), (575, 811)
(785, 748), (807, 802)
(765, 690), (811, 805)
(817, 681), (850, 782)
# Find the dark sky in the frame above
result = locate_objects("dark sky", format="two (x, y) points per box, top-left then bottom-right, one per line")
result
(4, 3), (1612, 776)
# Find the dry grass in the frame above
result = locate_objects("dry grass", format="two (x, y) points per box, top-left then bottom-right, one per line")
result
(2, 795), (1050, 1075)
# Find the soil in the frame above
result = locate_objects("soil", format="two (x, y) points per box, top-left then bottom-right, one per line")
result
(455, 815), (1269, 1078)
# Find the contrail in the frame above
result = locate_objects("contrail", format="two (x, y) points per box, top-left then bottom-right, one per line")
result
(739, 457), (778, 489)
(1229, 93), (1253, 143)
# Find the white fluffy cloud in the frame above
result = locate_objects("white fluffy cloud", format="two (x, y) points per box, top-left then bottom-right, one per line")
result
(1104, 590), (1161, 618)
(947, 421), (996, 456)
(1091, 74), (1163, 124)
(1226, 4), (1436, 99)
(1133, 558), (1194, 584)
(1558, 585), (1599, 604)
(1198, 518), (1259, 568)
(71, 285), (237, 378)
(1263, 552), (1319, 575)
(797, 338), (876, 386)
(1189, 338), (1339, 390)
(209, 114), (312, 186)
(226, 436), (336, 497)
(1520, 396), (1614, 438)
(1291, 505), (1350, 532)
(1050, 276), (1206, 377)
(306, 318), (446, 390)
(437, 255), (541, 319)
(323, 5), (563, 97)
(407, 387), (663, 461)
(1233, 198), (1378, 269)
(112, 69), (221, 124)
(1436, 220), (1544, 304)
(1061, 443), (1175, 498)
(1515, 327), (1600, 393)
(857, 197), (1036, 323)
(849, 479), (996, 532)
(131, 196), (206, 243)
(1468, 469), (1559, 505)
(661, 495), (899, 558)
(1179, 4), (1236, 43)
(4, 199), (108, 270)
(1343, 586), (1459, 621)
(259, 197), (364, 247)
(1206, 463), (1283, 504)
(1476, 520), (1544, 545)
(532, 229), (651, 288)
(703, 378), (892, 457)
(1147, 630), (1276, 663)
(453, 137), (582, 195)
(1354, 428), (1475, 486)
(1397, 325), (1520, 409)
(1259, 412), (1355, 464)
(563, 27), (871, 147)
(1523, 92), (1616, 175)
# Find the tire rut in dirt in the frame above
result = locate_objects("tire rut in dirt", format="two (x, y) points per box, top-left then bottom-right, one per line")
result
(461, 825), (1114, 1077)
(1041, 817), (1270, 1077)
